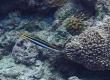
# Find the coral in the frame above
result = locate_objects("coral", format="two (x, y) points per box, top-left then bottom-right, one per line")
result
(62, 17), (84, 36)
(100, 0), (110, 15)
(54, 1), (93, 21)
(95, 2), (105, 20)
(65, 15), (110, 70)
(43, 0), (68, 7)
(0, 56), (62, 80)
(53, 1), (93, 32)
(54, 2), (74, 20)
(12, 38), (38, 64)
(95, 0), (110, 16)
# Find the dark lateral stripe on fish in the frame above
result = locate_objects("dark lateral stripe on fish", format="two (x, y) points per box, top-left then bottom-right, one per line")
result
(20, 33), (60, 51)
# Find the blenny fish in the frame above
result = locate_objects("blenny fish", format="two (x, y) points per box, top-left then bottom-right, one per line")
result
(20, 32), (62, 52)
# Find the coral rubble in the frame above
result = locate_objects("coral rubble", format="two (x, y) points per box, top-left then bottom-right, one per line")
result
(0, 56), (64, 80)
(12, 38), (38, 64)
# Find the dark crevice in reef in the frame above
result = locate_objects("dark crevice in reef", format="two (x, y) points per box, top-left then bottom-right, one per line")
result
(52, 57), (110, 80)
(0, 0), (57, 17)
(74, 0), (97, 15)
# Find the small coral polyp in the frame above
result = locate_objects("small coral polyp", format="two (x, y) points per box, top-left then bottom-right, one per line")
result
(43, 0), (68, 7)
(62, 17), (84, 36)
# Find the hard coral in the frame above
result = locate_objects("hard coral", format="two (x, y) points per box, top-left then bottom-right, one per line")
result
(43, 0), (68, 7)
(62, 17), (84, 36)
(65, 17), (110, 70)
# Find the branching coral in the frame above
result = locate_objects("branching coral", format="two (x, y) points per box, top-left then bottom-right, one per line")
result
(43, 0), (68, 7)
(62, 17), (84, 35)
(64, 15), (110, 70)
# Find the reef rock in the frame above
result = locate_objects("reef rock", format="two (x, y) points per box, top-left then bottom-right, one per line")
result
(43, 0), (68, 7)
(68, 76), (82, 80)
(100, 0), (110, 15)
(73, 0), (97, 14)
(0, 0), (52, 16)
(12, 38), (38, 64)
(0, 30), (19, 52)
(54, 2), (74, 20)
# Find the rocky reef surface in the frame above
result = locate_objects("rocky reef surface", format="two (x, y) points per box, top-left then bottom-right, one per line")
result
(0, 0), (110, 80)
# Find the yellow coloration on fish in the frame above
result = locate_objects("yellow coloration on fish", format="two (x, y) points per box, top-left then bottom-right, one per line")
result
(20, 32), (61, 52)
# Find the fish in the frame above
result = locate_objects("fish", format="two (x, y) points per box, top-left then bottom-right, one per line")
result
(20, 32), (61, 52)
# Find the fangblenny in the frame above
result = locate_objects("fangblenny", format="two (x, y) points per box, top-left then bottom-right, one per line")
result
(20, 32), (63, 52)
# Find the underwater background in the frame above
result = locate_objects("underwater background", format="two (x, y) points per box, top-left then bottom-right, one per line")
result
(0, 0), (110, 80)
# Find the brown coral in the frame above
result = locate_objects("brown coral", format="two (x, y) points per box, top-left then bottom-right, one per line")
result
(64, 18), (110, 70)
(62, 17), (84, 35)
(43, 0), (68, 7)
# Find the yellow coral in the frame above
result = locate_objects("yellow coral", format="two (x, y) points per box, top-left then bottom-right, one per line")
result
(43, 0), (68, 7)
(62, 17), (84, 35)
